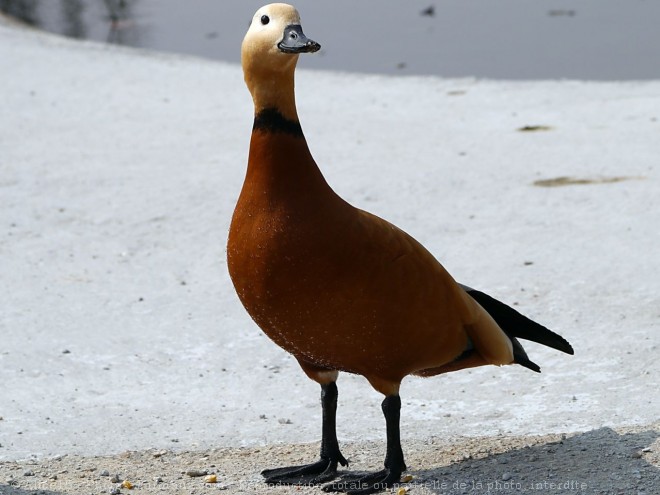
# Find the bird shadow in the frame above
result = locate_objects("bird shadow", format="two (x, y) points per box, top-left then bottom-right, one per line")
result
(400, 427), (658, 494)
(0, 486), (62, 495)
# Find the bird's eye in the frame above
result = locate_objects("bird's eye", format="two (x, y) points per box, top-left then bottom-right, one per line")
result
(261, 15), (270, 25)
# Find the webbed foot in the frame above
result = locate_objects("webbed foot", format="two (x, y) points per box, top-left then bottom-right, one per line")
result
(262, 454), (349, 485)
(322, 467), (403, 494)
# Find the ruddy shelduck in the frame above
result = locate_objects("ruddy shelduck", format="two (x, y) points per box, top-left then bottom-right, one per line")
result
(227, 4), (574, 494)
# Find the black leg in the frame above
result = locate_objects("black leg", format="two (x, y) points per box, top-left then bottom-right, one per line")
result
(323, 395), (406, 494)
(262, 382), (348, 485)
(383, 395), (406, 473)
(320, 380), (346, 465)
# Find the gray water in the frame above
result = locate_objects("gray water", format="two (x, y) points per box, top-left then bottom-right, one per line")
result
(2, 0), (659, 79)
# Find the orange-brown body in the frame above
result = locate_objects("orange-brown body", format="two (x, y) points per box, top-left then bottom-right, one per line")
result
(227, 129), (506, 393)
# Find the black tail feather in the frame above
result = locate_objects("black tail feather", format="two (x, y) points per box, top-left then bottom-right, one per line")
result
(460, 284), (574, 356)
(511, 337), (541, 373)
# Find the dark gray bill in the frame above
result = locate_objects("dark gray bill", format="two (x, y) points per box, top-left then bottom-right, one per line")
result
(278, 24), (321, 54)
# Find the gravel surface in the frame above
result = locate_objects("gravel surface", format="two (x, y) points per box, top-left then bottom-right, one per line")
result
(2, 423), (658, 494)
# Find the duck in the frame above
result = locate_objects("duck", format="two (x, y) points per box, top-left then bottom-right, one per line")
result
(227, 4), (574, 494)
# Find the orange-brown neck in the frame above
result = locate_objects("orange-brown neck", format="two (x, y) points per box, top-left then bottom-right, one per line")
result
(245, 119), (331, 205)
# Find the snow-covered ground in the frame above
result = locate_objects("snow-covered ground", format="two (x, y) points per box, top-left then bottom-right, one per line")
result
(1, 16), (658, 462)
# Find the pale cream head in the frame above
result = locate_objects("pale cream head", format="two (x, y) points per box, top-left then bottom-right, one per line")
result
(242, 3), (320, 121)
(242, 3), (303, 74)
